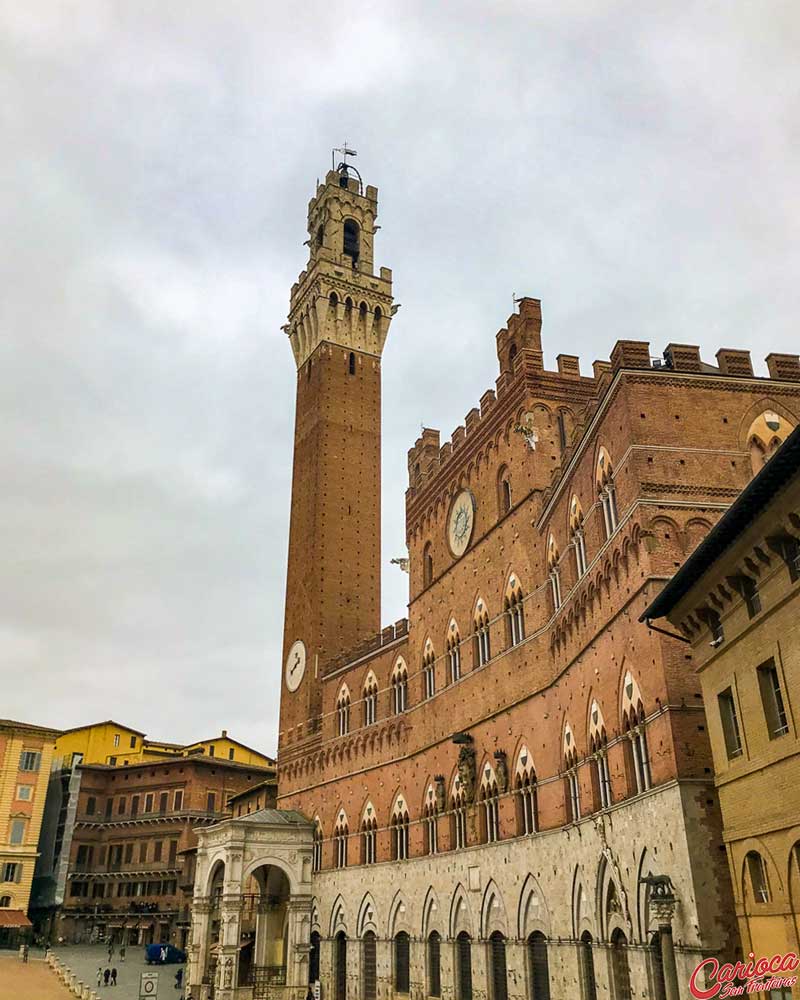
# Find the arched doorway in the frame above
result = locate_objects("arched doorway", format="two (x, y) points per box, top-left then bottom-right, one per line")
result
(649, 932), (667, 1000)
(610, 929), (632, 1000)
(489, 931), (508, 1000)
(363, 931), (377, 1000)
(309, 931), (321, 985)
(246, 864), (291, 994)
(334, 930), (347, 1000)
(204, 861), (225, 990)
(579, 931), (598, 1000)
(456, 931), (473, 1000)
(527, 931), (551, 1000)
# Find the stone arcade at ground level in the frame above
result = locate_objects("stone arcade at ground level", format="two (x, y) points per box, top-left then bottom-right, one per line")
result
(189, 810), (314, 1000)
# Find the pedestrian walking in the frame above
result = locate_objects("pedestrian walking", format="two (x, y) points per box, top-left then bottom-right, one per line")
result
(97, 967), (103, 987)
(103, 968), (111, 987)
(120, 944), (126, 962)
(111, 968), (118, 986)
(174, 967), (183, 990)
(22, 943), (29, 963)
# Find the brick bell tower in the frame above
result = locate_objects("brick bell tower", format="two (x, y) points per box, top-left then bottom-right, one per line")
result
(278, 156), (395, 748)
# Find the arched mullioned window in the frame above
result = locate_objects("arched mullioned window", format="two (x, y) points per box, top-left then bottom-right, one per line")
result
(547, 536), (562, 611)
(622, 671), (651, 795)
(391, 796), (410, 861)
(527, 932), (551, 1000)
(423, 784), (439, 855)
(392, 658), (409, 714)
(505, 575), (525, 647)
(343, 219), (360, 264)
(451, 775), (468, 850)
(336, 686), (351, 737)
(361, 803), (377, 865)
(497, 465), (512, 515)
(479, 763), (500, 844)
(447, 620), (462, 683)
(334, 811), (348, 869)
(515, 746), (538, 835)
(312, 819), (323, 873)
(473, 599), (491, 667)
(363, 672), (378, 727)
(564, 724), (580, 823)
(422, 640), (436, 700)
(747, 410), (794, 474)
(589, 700), (612, 811)
(570, 495), (588, 578)
(596, 447), (618, 539)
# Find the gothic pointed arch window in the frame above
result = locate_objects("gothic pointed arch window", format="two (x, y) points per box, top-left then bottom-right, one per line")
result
(504, 574), (525, 647)
(747, 410), (794, 474)
(451, 774), (468, 850)
(564, 724), (580, 822)
(589, 700), (612, 811)
(527, 932), (551, 1000)
(473, 598), (491, 667)
(334, 810), (349, 869)
(497, 465), (512, 515)
(361, 802), (377, 865)
(447, 619), (462, 683)
(363, 671), (378, 727)
(515, 746), (538, 835)
(596, 447), (618, 539)
(423, 784), (439, 855)
(312, 818), (323, 873)
(336, 685), (351, 737)
(570, 495), (588, 578)
(390, 795), (410, 861)
(423, 542), (434, 587)
(422, 639), (436, 700)
(479, 762), (501, 844)
(547, 536), (562, 612)
(392, 658), (409, 714)
(622, 671), (651, 795)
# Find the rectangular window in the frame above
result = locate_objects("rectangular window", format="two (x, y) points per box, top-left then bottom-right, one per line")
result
(168, 840), (177, 864)
(113, 734), (120, 748)
(9, 819), (26, 845)
(19, 750), (41, 772)
(131, 795), (139, 817)
(86, 796), (96, 816)
(718, 687), (743, 759)
(154, 841), (163, 862)
(208, 745), (215, 757)
(159, 792), (168, 813)
(174, 789), (183, 811)
(117, 797), (126, 815)
(130, 735), (137, 748)
(747, 852), (771, 903)
(757, 660), (789, 739)
(144, 793), (154, 813)
(2, 863), (21, 883)
(105, 797), (113, 818)
(16, 785), (33, 802)
(139, 842), (147, 863)
(206, 792), (216, 813)
(228, 748), (234, 760)
(108, 756), (117, 766)
(124, 843), (133, 863)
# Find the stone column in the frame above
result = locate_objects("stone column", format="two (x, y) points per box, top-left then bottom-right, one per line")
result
(254, 898), (271, 967)
(642, 875), (680, 1000)
(216, 899), (243, 1000)
(188, 898), (212, 994)
(286, 894), (313, 990)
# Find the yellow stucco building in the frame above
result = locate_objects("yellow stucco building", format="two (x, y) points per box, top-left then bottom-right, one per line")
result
(55, 721), (273, 769)
(644, 422), (800, 969)
(0, 718), (60, 942)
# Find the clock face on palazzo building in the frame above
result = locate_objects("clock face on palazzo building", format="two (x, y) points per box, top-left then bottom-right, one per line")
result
(447, 490), (475, 557)
(284, 639), (306, 693)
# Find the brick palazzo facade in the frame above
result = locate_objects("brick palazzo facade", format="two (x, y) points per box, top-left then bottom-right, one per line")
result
(188, 161), (800, 1000)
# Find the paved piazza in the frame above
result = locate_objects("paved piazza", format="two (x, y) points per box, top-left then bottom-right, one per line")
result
(25, 945), (188, 1000)
(0, 953), (71, 1000)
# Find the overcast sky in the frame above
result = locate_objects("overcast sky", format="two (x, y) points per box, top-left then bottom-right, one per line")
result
(2, 2), (798, 755)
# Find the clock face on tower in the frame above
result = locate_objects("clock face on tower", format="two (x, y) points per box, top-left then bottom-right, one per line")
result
(447, 490), (475, 557)
(285, 639), (306, 693)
